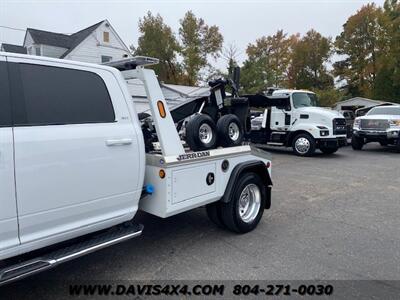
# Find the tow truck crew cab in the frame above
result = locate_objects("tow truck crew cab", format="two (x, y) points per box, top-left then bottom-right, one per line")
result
(0, 53), (272, 285)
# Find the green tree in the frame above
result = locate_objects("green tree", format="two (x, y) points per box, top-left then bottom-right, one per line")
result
(374, 0), (400, 102)
(135, 12), (181, 83)
(221, 43), (240, 79)
(240, 59), (267, 94)
(179, 11), (223, 85)
(250, 30), (293, 86)
(334, 4), (388, 98)
(240, 30), (297, 93)
(289, 29), (333, 90)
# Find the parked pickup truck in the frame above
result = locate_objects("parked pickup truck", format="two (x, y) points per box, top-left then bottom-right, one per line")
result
(352, 105), (400, 151)
(0, 53), (272, 285)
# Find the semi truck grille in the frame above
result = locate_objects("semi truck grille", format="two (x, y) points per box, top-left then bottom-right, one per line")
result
(333, 118), (347, 135)
(360, 119), (389, 130)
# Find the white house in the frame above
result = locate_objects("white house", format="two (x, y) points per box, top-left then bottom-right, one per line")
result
(1, 20), (131, 63)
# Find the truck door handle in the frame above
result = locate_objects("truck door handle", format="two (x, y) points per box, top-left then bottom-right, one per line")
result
(106, 138), (133, 146)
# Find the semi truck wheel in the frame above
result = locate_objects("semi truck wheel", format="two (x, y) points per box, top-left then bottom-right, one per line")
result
(216, 114), (244, 147)
(320, 146), (338, 154)
(186, 114), (217, 151)
(396, 139), (400, 153)
(292, 134), (316, 156)
(351, 136), (364, 150)
(206, 202), (225, 229)
(220, 172), (266, 233)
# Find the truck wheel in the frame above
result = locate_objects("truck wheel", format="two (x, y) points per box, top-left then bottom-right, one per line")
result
(351, 136), (364, 150)
(396, 139), (400, 153)
(206, 202), (225, 229)
(220, 172), (266, 233)
(320, 146), (338, 154)
(186, 114), (217, 151)
(292, 134), (316, 156)
(216, 114), (244, 147)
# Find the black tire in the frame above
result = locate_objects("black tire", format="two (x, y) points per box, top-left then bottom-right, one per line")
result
(216, 114), (244, 147)
(379, 141), (388, 146)
(292, 133), (316, 156)
(396, 139), (400, 153)
(206, 202), (226, 229)
(351, 136), (364, 150)
(320, 146), (339, 154)
(220, 172), (266, 234)
(186, 114), (217, 151)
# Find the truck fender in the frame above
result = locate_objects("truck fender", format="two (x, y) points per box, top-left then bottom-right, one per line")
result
(221, 160), (272, 209)
(286, 129), (316, 147)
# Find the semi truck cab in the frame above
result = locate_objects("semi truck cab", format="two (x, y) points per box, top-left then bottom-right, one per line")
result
(249, 89), (347, 156)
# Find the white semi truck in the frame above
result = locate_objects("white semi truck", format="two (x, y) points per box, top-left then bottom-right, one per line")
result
(247, 89), (347, 156)
(0, 53), (272, 285)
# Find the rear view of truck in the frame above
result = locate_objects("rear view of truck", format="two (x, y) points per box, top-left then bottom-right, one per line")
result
(114, 57), (273, 234)
(0, 54), (272, 285)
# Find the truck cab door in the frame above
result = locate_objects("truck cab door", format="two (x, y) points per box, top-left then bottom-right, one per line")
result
(8, 58), (143, 245)
(0, 58), (20, 253)
(270, 107), (291, 131)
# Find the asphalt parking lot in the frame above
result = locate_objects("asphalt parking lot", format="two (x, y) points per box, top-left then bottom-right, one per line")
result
(2, 143), (400, 298)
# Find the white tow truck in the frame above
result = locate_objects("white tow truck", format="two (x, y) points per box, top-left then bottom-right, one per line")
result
(0, 53), (272, 285)
(247, 89), (347, 156)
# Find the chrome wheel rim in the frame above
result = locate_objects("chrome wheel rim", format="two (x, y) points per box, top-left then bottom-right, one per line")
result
(238, 184), (261, 223)
(295, 137), (310, 154)
(199, 123), (213, 144)
(228, 122), (240, 141)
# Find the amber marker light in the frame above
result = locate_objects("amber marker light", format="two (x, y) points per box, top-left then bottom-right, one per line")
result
(157, 101), (166, 118)
(159, 169), (166, 179)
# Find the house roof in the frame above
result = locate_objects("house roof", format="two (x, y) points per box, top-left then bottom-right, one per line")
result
(334, 97), (398, 110)
(1, 43), (27, 54)
(335, 97), (386, 106)
(27, 28), (72, 48)
(24, 20), (104, 57)
(60, 20), (104, 58)
(3, 20), (131, 60)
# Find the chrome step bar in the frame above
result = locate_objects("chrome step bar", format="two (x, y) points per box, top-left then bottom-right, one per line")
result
(0, 223), (143, 286)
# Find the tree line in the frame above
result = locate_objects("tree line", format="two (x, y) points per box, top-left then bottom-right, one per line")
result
(133, 0), (400, 105)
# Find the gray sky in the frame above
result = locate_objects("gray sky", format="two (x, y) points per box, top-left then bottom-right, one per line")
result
(0, 0), (385, 70)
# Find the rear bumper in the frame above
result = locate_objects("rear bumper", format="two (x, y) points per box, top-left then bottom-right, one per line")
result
(316, 137), (347, 148)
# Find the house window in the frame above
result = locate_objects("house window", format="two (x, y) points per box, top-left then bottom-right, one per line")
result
(101, 55), (112, 63)
(27, 46), (34, 55)
(35, 46), (41, 56)
(103, 31), (110, 43)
